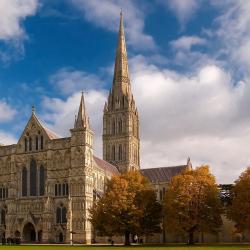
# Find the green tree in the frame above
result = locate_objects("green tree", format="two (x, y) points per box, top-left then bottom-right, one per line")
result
(164, 166), (222, 244)
(89, 171), (162, 245)
(228, 167), (250, 235)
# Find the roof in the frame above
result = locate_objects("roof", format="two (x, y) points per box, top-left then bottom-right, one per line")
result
(43, 126), (60, 140)
(140, 165), (188, 183)
(93, 156), (119, 175)
(32, 113), (60, 140)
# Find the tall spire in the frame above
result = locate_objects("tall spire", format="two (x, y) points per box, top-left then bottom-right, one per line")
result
(113, 10), (130, 85)
(74, 92), (89, 129)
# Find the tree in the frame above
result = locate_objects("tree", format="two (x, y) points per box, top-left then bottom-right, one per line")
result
(89, 171), (162, 245)
(228, 167), (250, 235)
(163, 166), (222, 244)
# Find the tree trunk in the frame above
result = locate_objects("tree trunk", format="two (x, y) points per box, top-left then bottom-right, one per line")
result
(188, 231), (194, 245)
(124, 231), (130, 245)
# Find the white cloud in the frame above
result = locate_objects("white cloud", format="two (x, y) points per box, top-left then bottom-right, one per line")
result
(170, 36), (207, 50)
(169, 36), (209, 67)
(41, 90), (107, 156)
(41, 58), (250, 184)
(211, 1), (250, 75)
(69, 0), (156, 50)
(0, 100), (16, 123)
(159, 0), (200, 28)
(0, 130), (17, 145)
(128, 55), (250, 184)
(0, 0), (38, 40)
(0, 0), (39, 61)
(49, 68), (104, 95)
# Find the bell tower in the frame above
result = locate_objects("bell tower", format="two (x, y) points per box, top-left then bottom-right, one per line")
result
(103, 12), (140, 172)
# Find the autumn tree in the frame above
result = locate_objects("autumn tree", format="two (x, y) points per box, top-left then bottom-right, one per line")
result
(163, 166), (222, 244)
(228, 167), (250, 235)
(89, 171), (162, 245)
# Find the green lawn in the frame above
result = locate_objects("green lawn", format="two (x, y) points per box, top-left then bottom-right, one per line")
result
(0, 245), (249, 250)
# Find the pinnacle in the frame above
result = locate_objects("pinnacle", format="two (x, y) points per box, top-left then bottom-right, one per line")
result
(74, 92), (89, 129)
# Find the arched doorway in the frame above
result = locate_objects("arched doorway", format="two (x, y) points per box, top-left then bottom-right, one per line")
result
(56, 231), (64, 243)
(23, 223), (36, 242)
(59, 232), (63, 243)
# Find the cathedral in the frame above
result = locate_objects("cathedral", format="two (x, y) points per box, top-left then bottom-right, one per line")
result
(0, 12), (220, 244)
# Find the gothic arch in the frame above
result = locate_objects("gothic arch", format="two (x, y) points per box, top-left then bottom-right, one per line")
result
(22, 222), (36, 242)
(56, 203), (67, 224)
(22, 167), (28, 197)
(112, 118), (116, 134)
(118, 144), (122, 161)
(118, 117), (123, 134)
(39, 165), (46, 196)
(30, 159), (37, 196)
(112, 145), (116, 161)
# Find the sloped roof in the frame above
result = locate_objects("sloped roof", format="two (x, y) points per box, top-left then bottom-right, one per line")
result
(93, 156), (119, 175)
(43, 126), (60, 140)
(140, 165), (187, 183)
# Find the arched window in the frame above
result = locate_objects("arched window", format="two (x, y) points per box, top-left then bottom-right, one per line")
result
(22, 167), (27, 197)
(58, 184), (62, 196)
(30, 159), (37, 196)
(25, 138), (27, 152)
(55, 184), (58, 196)
(112, 119), (116, 134)
(66, 183), (69, 196)
(56, 205), (67, 224)
(40, 136), (44, 150)
(62, 207), (67, 223)
(36, 136), (39, 150)
(118, 119), (122, 134)
(56, 207), (61, 224)
(112, 145), (116, 161)
(118, 145), (122, 161)
(39, 165), (45, 196)
(0, 209), (6, 225)
(160, 190), (163, 200)
(62, 183), (65, 196)
(29, 137), (32, 151)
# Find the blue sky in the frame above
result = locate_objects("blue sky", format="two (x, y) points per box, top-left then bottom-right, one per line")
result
(1, 0), (250, 183)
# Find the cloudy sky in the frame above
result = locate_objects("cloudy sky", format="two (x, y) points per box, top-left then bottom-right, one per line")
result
(1, 0), (250, 184)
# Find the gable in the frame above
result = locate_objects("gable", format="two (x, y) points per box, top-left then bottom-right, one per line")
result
(17, 112), (59, 151)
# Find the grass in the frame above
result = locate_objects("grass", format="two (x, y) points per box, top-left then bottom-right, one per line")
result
(0, 245), (249, 250)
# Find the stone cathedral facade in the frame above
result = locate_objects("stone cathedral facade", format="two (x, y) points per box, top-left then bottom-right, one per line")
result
(2, 12), (236, 244)
(0, 12), (143, 244)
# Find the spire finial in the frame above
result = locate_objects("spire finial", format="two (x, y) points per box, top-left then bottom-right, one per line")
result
(32, 105), (35, 114)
